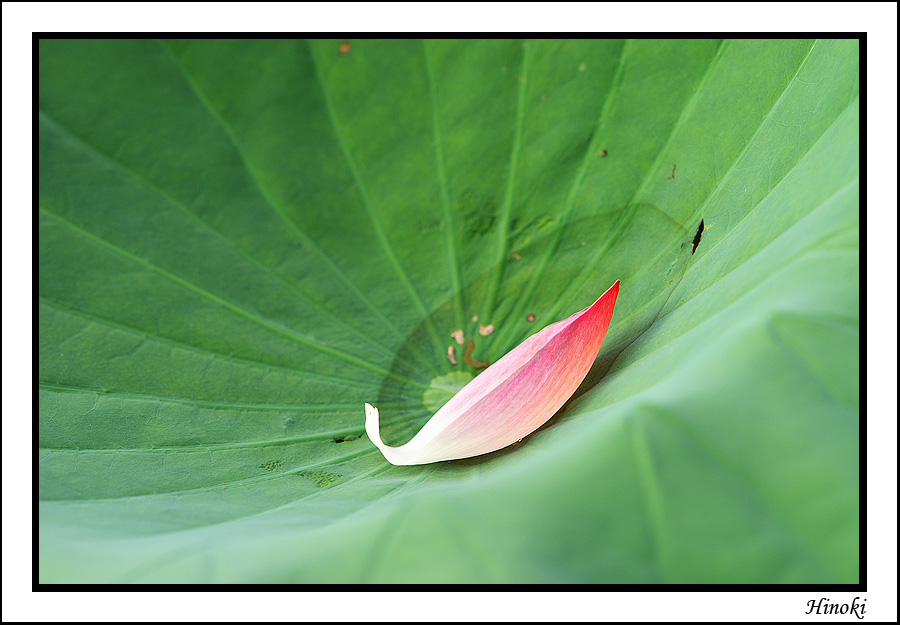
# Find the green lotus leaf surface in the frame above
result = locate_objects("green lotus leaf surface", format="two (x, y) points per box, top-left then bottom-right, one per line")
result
(39, 38), (859, 583)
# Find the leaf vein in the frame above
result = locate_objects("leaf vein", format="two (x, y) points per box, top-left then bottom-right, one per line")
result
(423, 40), (466, 331)
(307, 39), (447, 358)
(156, 39), (440, 376)
(40, 208), (426, 387)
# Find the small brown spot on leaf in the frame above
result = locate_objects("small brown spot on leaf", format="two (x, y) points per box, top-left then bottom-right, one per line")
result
(601, 149), (608, 157)
(447, 345), (458, 365)
(526, 314), (536, 322)
(472, 315), (478, 322)
(667, 164), (676, 180)
(479, 323), (495, 337)
(511, 252), (521, 260)
(463, 339), (489, 369)
(339, 42), (351, 55)
(501, 66), (507, 72)
(450, 329), (465, 345)
(580, 241), (586, 246)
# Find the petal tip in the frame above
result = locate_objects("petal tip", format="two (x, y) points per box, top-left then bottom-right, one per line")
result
(599, 279), (620, 308)
(364, 402), (380, 444)
(365, 403), (409, 466)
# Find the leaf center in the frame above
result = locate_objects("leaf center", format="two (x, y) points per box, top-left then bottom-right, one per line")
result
(422, 371), (474, 412)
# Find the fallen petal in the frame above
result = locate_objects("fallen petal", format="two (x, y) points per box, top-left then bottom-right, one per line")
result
(366, 280), (620, 465)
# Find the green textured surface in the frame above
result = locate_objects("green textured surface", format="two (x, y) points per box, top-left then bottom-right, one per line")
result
(39, 38), (859, 583)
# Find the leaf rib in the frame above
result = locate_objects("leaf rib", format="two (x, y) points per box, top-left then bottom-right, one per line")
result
(423, 40), (466, 332)
(42, 446), (380, 502)
(491, 38), (631, 351)
(574, 42), (833, 325)
(38, 297), (393, 392)
(37, 217), (428, 390)
(307, 40), (447, 360)
(557, 40), (823, 324)
(39, 110), (414, 367)
(156, 39), (441, 377)
(39, 381), (412, 412)
(535, 39), (730, 339)
(39, 278), (428, 404)
(603, 176), (858, 380)
(481, 39), (531, 326)
(606, 92), (858, 353)
(38, 410), (426, 453)
(642, 403), (836, 579)
(551, 43), (851, 368)
(628, 416), (670, 581)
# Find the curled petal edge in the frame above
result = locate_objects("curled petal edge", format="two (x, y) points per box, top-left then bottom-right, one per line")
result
(366, 280), (620, 465)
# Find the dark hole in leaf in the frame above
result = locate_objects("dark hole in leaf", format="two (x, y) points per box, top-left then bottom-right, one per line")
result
(691, 219), (704, 255)
(333, 434), (360, 444)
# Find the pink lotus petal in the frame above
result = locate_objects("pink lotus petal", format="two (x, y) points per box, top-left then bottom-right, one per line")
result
(366, 280), (620, 465)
